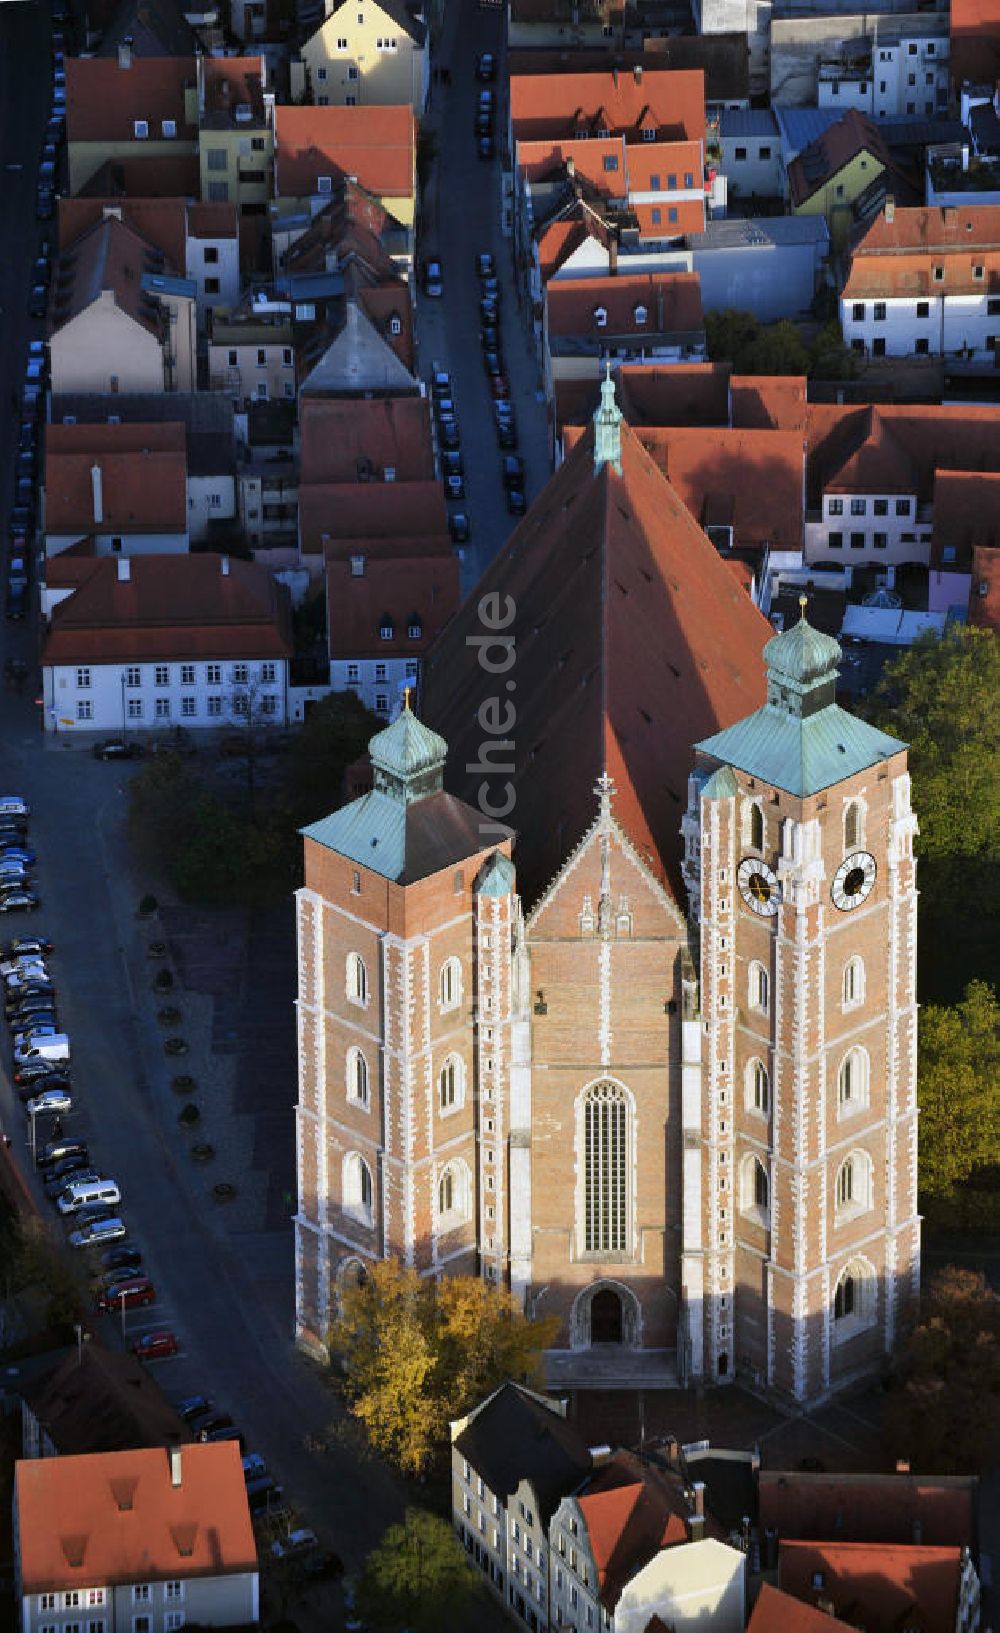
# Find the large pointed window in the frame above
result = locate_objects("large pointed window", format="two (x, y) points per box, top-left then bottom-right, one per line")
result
(581, 1081), (630, 1254)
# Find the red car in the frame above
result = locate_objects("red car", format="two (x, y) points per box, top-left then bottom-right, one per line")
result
(491, 374), (510, 400)
(97, 1277), (156, 1314)
(132, 1329), (179, 1361)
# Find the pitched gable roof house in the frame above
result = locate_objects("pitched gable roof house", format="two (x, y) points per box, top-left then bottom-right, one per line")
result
(759, 1470), (979, 1551)
(98, 0), (201, 58)
(299, 480), (446, 556)
(422, 379), (771, 907)
(44, 422), (189, 552)
(297, 295), (417, 396)
(778, 1539), (975, 1633)
(14, 1444), (257, 1612)
(545, 273), (705, 381)
(66, 53), (198, 194)
(57, 197), (240, 314)
(18, 1345), (192, 1459)
(788, 109), (898, 230)
(273, 104), (418, 227)
(283, 178), (405, 280)
(510, 66), (705, 145)
(452, 1382), (593, 1526)
(748, 1582), (857, 1633)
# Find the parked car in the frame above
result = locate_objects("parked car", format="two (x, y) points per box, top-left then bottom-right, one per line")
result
(69, 1217), (126, 1248)
(421, 258), (444, 298)
(175, 1395), (214, 1423)
(44, 1160), (96, 1199)
(491, 374), (511, 401)
(2, 935), (51, 959)
(476, 50), (495, 80)
(430, 367), (451, 398)
(271, 1529), (319, 1561)
(204, 1426), (244, 1449)
(247, 1476), (285, 1513)
(479, 297), (499, 325)
(25, 1086), (72, 1116)
(507, 488), (527, 516)
(28, 285), (47, 319)
(448, 511), (470, 544)
(477, 134), (494, 160)
(192, 1411), (234, 1437)
(483, 349), (503, 378)
(242, 1454), (268, 1482)
(100, 1244), (143, 1274)
(38, 1137), (87, 1168)
(476, 251), (496, 279)
(13, 1058), (64, 1086)
(71, 1202), (122, 1230)
(0, 845), (37, 867)
(497, 419), (518, 451)
(434, 395), (456, 422)
(474, 109), (492, 137)
(5, 587), (27, 624)
(441, 451), (463, 480)
(444, 473), (465, 501)
(480, 324), (500, 353)
(92, 740), (143, 761)
(132, 1330), (179, 1361)
(18, 1073), (70, 1104)
(481, 275), (501, 305)
(438, 419), (460, 451)
(502, 455), (526, 491)
(96, 1277), (156, 1314)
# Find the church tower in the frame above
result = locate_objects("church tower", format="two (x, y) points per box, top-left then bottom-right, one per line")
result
(682, 603), (920, 1403)
(293, 701), (513, 1357)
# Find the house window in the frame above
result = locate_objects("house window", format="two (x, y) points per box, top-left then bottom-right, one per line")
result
(76, 667), (91, 688)
(389, 315), (402, 336)
(828, 532), (843, 549)
(228, 350), (238, 366)
(932, 265), (944, 281)
(374, 663), (386, 681)
(207, 148), (227, 170)
(178, 664), (196, 686)
(633, 303), (648, 325)
(873, 302), (886, 321)
(259, 661), (275, 683)
(851, 303), (864, 321)
(317, 174), (333, 194)
(127, 699), (143, 720)
(873, 531), (887, 548)
(651, 209), (661, 225)
(348, 65), (359, 78)
(667, 173), (677, 189)
(181, 697), (196, 717)
(439, 1054), (464, 1112)
(828, 497), (844, 515)
(734, 146), (747, 160)
(850, 532), (865, 549)
(895, 499), (910, 516)
(336, 35), (347, 46)
(835, 184), (845, 198)
(989, 299), (1000, 316)
(593, 306), (607, 327)
(375, 693), (388, 713)
(347, 1046), (369, 1107)
(843, 955), (865, 1009)
(206, 662), (222, 683)
(346, 663), (360, 682)
(134, 120), (149, 139)
(317, 66), (328, 79)
(164, 1584), (182, 1602)
(155, 664), (169, 686)
(155, 698), (170, 720)
(582, 1080), (629, 1253)
(165, 1616), (184, 1633)
(684, 171), (694, 187)
(759, 146), (771, 160)
(343, 1151), (373, 1225)
(650, 174), (660, 189)
(207, 182), (229, 202)
(748, 960), (769, 1014)
(873, 498), (888, 515)
(133, 1588), (151, 1605)
(77, 700), (93, 721)
(838, 1046), (870, 1113)
(746, 1058), (769, 1115)
(126, 666), (141, 687)
(256, 349), (266, 368)
(379, 617), (394, 640)
(850, 498), (866, 515)
(207, 696), (222, 716)
(204, 247), (219, 265)
(740, 1154), (769, 1221)
(440, 957), (462, 1010)
(668, 207), (678, 223)
(872, 338), (885, 357)
(347, 952), (368, 1006)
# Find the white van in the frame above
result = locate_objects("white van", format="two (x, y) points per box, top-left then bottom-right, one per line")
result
(57, 1178), (121, 1216)
(0, 797), (29, 818)
(14, 1032), (70, 1065)
(68, 1217), (126, 1248)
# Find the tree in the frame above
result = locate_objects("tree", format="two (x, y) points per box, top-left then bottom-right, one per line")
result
(807, 320), (859, 381)
(14, 1218), (87, 1335)
(357, 1508), (476, 1633)
(705, 309), (808, 375)
(286, 690), (380, 827)
(329, 1259), (558, 1476)
(867, 627), (1000, 893)
(885, 1267), (1000, 1473)
(918, 981), (1000, 1202)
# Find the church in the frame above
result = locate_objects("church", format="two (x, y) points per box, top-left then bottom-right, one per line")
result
(292, 376), (921, 1405)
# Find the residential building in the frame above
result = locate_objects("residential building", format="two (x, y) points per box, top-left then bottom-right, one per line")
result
(507, 40), (751, 116)
(768, 14), (949, 114)
(929, 470), (1000, 615)
(273, 104), (418, 231)
(298, 477), (447, 558)
(280, 174), (410, 279)
(294, 376), (921, 1404)
(451, 1383), (593, 1617)
(49, 215), (197, 397)
(300, 0), (429, 112)
(759, 1468), (980, 1549)
(719, 109), (783, 198)
(57, 197), (240, 317)
(778, 1539), (981, 1632)
(543, 272), (705, 398)
(840, 201), (1000, 360)
(97, 0), (204, 60)
(326, 540), (460, 718)
(197, 55), (274, 213)
(239, 457), (299, 555)
(14, 1443), (258, 1633)
(749, 1582), (857, 1632)
(15, 1346), (192, 1460)
(43, 423), (190, 557)
(41, 554), (292, 735)
(296, 295), (417, 399)
(788, 109), (892, 244)
(297, 394), (436, 565)
(66, 47), (199, 196)
(209, 308), (297, 407)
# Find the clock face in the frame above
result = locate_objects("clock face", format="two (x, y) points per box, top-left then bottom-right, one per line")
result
(737, 856), (779, 917)
(831, 851), (877, 911)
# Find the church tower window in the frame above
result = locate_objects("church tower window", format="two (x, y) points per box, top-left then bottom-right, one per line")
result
(833, 1257), (876, 1335)
(346, 952), (368, 1007)
(343, 1152), (373, 1226)
(748, 961), (770, 1014)
(581, 1081), (630, 1254)
(346, 1046), (369, 1107)
(843, 955), (865, 1010)
(439, 957), (462, 1011)
(837, 1046), (870, 1115)
(739, 1154), (770, 1222)
(439, 1053), (465, 1113)
(750, 801), (764, 851)
(746, 1057), (769, 1115)
(844, 799), (863, 851)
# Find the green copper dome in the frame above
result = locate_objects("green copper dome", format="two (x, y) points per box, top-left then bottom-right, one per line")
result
(763, 601), (842, 688)
(370, 699), (447, 803)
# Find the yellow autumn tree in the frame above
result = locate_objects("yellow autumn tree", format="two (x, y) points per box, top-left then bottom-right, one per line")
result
(328, 1260), (559, 1476)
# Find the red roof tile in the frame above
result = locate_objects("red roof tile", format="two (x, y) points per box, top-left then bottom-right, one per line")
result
(285, 180), (399, 282)
(200, 56), (265, 128)
(731, 374), (807, 431)
(970, 544), (1000, 631)
(844, 204), (1000, 298)
(805, 401), (1000, 506)
(52, 214), (176, 341)
(66, 55), (197, 144)
(45, 424), (187, 534)
(950, 0), (1000, 82)
(518, 136), (628, 194)
(15, 1443), (256, 1592)
(931, 470), (1000, 569)
(299, 480), (446, 553)
(299, 396), (434, 485)
(422, 415), (770, 906)
(326, 551), (460, 659)
(778, 1540), (963, 1633)
(576, 1452), (711, 1610)
(76, 153), (202, 199)
(510, 66), (704, 144)
(356, 285), (415, 371)
(42, 554), (292, 665)
(759, 1471), (978, 1550)
(788, 110), (888, 208)
(748, 1582), (857, 1633)
(538, 215), (611, 282)
(634, 425), (804, 550)
(274, 105), (416, 201)
(546, 272), (704, 339)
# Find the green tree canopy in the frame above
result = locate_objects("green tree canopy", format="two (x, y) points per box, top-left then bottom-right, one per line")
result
(287, 690), (380, 827)
(885, 1267), (1000, 1473)
(705, 309), (858, 379)
(329, 1260), (559, 1476)
(357, 1508), (476, 1633)
(918, 980), (1000, 1201)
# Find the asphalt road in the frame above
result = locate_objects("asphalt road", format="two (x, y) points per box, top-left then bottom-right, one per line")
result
(415, 1), (552, 594)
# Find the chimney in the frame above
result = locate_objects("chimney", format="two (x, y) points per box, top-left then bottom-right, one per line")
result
(961, 144), (970, 172)
(117, 556), (131, 582)
(609, 234), (618, 274)
(588, 1445), (614, 1466)
(692, 1480), (706, 1518)
(634, 64), (642, 83)
(91, 462), (104, 525)
(566, 154), (575, 179)
(221, 555), (230, 576)
(884, 194), (895, 223)
(612, 67), (619, 88)
(665, 1435), (679, 1465)
(169, 1442), (182, 1488)
(118, 36), (133, 68)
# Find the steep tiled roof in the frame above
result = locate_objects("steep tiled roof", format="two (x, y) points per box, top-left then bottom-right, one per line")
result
(970, 545), (1000, 631)
(805, 402), (1000, 506)
(538, 213), (611, 282)
(632, 425), (804, 550)
(326, 550), (460, 659)
(759, 1471), (978, 1550)
(510, 66), (704, 144)
(52, 214), (175, 340)
(778, 1540), (963, 1633)
(546, 272), (704, 340)
(454, 1384), (592, 1527)
(950, 0), (1000, 85)
(99, 0), (199, 57)
(200, 56), (266, 129)
(19, 1345), (191, 1458)
(422, 416), (770, 906)
(299, 480), (446, 553)
(731, 375), (807, 431)
(45, 423), (187, 534)
(932, 470), (1000, 569)
(508, 37), (748, 102)
(66, 55), (197, 143)
(299, 396), (434, 484)
(15, 1444), (256, 1592)
(284, 179), (399, 281)
(42, 554), (292, 665)
(576, 1452), (707, 1611)
(748, 1583), (857, 1633)
(518, 136), (628, 194)
(274, 105), (416, 201)
(787, 110), (888, 208)
(76, 154), (201, 198)
(356, 286), (414, 371)
(844, 204), (1000, 298)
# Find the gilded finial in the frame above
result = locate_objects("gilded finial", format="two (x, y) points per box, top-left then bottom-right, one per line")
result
(798, 593), (809, 617)
(403, 686), (412, 711)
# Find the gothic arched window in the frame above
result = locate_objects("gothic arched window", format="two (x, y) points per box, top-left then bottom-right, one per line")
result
(439, 1053), (465, 1114)
(749, 960), (770, 1014)
(746, 1057), (770, 1116)
(843, 955), (865, 1009)
(833, 1257), (876, 1334)
(438, 1161), (471, 1224)
(844, 800), (862, 852)
(343, 1151), (373, 1226)
(750, 802), (764, 851)
(838, 1046), (870, 1114)
(581, 1081), (631, 1255)
(346, 952), (368, 1007)
(439, 957), (462, 1011)
(346, 1046), (369, 1108)
(740, 1154), (770, 1221)
(835, 1151), (873, 1217)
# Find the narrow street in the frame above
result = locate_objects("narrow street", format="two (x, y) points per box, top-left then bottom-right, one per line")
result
(415, 2), (552, 593)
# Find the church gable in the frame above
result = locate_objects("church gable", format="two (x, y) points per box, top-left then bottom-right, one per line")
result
(529, 803), (686, 942)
